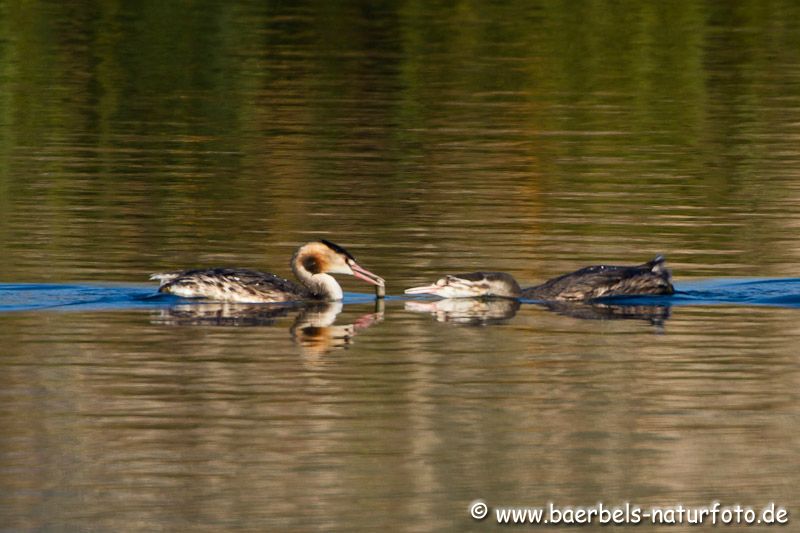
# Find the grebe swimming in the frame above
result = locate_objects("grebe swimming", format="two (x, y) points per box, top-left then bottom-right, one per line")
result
(405, 256), (673, 301)
(151, 240), (384, 303)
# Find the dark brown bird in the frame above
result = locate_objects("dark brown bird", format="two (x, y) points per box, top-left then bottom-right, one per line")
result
(405, 256), (673, 301)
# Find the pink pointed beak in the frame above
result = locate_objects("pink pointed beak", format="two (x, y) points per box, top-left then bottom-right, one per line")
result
(350, 261), (385, 287)
(404, 283), (441, 295)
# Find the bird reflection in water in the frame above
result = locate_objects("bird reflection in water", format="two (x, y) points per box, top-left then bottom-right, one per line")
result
(405, 298), (521, 326)
(405, 298), (670, 328)
(152, 300), (384, 354)
(290, 301), (384, 355)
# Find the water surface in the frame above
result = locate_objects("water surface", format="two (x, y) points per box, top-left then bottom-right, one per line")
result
(1, 1), (800, 531)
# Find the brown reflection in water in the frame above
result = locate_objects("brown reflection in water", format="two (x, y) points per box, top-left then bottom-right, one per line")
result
(0, 304), (798, 531)
(405, 297), (670, 328)
(152, 300), (384, 357)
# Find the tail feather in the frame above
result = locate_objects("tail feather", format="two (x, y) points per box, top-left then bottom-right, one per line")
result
(646, 255), (668, 275)
(645, 257), (672, 294)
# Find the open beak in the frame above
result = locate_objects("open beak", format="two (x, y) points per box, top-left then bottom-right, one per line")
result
(404, 283), (440, 295)
(350, 261), (385, 287)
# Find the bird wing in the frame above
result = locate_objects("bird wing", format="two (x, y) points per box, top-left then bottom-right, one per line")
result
(156, 268), (309, 301)
(524, 257), (673, 301)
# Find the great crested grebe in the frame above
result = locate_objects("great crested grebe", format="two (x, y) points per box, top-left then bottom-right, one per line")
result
(405, 256), (673, 301)
(151, 240), (384, 303)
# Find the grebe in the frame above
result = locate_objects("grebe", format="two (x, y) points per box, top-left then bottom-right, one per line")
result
(405, 256), (673, 301)
(151, 240), (384, 303)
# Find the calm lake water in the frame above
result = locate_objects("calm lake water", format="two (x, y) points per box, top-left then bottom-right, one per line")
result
(1, 1), (800, 531)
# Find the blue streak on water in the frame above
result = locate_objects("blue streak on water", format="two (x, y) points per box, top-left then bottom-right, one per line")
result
(0, 283), (166, 313)
(602, 278), (800, 308)
(0, 283), (388, 313)
(1, 278), (800, 314)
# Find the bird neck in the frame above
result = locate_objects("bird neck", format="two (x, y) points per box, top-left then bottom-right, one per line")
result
(488, 278), (522, 298)
(291, 260), (343, 300)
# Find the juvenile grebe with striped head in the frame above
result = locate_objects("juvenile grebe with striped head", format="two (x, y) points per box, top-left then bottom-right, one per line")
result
(151, 240), (384, 303)
(405, 256), (673, 301)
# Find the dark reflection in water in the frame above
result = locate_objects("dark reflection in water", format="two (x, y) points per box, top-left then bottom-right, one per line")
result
(406, 297), (670, 328)
(152, 302), (314, 327)
(152, 300), (384, 355)
(540, 301), (671, 326)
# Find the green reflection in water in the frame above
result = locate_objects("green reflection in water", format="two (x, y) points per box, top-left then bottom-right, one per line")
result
(0, 2), (798, 284)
